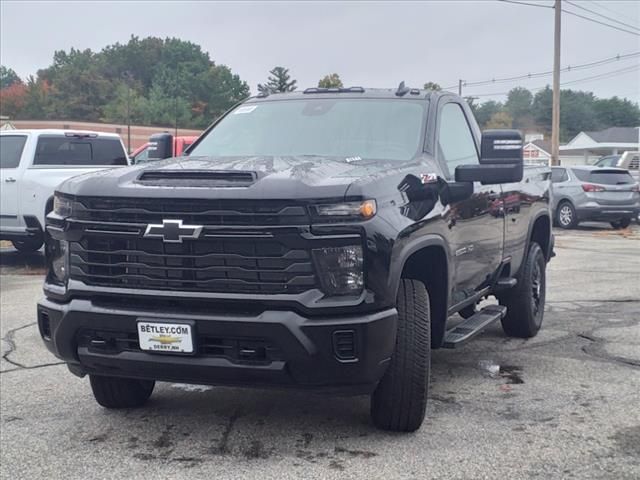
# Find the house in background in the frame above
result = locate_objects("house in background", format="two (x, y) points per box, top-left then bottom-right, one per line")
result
(522, 135), (584, 166)
(560, 126), (640, 166)
(523, 138), (551, 166)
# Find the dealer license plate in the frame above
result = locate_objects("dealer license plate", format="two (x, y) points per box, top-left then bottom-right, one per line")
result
(137, 321), (194, 354)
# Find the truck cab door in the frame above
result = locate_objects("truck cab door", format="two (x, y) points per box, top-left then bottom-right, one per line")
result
(0, 134), (28, 231)
(435, 101), (504, 304)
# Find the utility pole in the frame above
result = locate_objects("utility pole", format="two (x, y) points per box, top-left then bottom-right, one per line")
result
(126, 83), (131, 154)
(551, 0), (561, 166)
(122, 71), (132, 154)
(458, 79), (464, 96)
(174, 64), (179, 140)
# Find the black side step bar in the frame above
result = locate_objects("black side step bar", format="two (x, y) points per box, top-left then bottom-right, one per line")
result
(443, 305), (507, 349)
(494, 277), (517, 291)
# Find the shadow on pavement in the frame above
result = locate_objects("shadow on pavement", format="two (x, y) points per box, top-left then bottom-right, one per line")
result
(0, 247), (46, 275)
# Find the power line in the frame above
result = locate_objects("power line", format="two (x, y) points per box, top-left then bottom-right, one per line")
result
(559, 64), (640, 87)
(564, 1), (640, 32)
(562, 7), (640, 36)
(497, 0), (553, 9)
(470, 64), (640, 97)
(497, 0), (640, 35)
(589, 1), (637, 26)
(443, 51), (640, 89)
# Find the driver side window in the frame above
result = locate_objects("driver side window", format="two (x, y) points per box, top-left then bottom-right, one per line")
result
(438, 103), (479, 179)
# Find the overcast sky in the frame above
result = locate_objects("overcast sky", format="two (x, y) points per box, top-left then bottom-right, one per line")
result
(1, 0), (639, 104)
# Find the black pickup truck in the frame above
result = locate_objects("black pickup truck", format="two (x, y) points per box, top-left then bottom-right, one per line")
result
(39, 86), (553, 432)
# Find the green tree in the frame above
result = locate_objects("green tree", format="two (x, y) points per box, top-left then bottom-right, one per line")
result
(39, 48), (113, 121)
(423, 82), (441, 91)
(258, 66), (297, 94)
(318, 73), (343, 88)
(20, 76), (54, 119)
(0, 66), (21, 89)
(473, 100), (504, 129)
(505, 87), (533, 129)
(532, 86), (603, 141)
(486, 111), (513, 129)
(139, 83), (191, 128)
(101, 80), (146, 124)
(194, 64), (250, 126)
(21, 36), (251, 128)
(593, 96), (640, 127)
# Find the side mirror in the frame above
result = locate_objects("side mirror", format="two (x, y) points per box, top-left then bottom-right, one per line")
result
(148, 133), (174, 160)
(455, 129), (524, 184)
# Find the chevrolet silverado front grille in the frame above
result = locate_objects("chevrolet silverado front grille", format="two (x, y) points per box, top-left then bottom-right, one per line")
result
(73, 197), (310, 226)
(67, 197), (318, 294)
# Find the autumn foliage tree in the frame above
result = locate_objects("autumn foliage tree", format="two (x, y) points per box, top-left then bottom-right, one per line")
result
(0, 82), (27, 118)
(0, 36), (250, 128)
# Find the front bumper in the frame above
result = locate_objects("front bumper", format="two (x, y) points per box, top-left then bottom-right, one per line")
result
(37, 297), (397, 395)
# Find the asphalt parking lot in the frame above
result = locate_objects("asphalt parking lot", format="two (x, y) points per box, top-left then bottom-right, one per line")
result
(1, 224), (639, 480)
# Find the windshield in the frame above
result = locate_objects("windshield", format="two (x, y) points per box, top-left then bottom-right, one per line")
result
(189, 98), (426, 162)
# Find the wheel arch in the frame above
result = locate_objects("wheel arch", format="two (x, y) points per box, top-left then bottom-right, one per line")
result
(527, 211), (552, 261)
(389, 235), (450, 349)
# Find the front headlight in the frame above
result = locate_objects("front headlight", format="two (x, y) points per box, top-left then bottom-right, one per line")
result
(48, 239), (69, 284)
(53, 195), (73, 218)
(313, 245), (364, 296)
(311, 200), (376, 221)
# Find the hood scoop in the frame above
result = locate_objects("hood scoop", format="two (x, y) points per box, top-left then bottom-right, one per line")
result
(137, 170), (257, 187)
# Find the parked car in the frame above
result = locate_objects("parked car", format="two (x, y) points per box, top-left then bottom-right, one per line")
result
(551, 165), (640, 229)
(0, 130), (129, 252)
(39, 87), (553, 432)
(594, 151), (640, 182)
(130, 134), (197, 164)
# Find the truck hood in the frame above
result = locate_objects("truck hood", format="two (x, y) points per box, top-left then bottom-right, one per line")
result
(58, 155), (403, 201)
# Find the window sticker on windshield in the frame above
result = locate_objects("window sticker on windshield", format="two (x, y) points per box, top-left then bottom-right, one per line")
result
(233, 105), (257, 114)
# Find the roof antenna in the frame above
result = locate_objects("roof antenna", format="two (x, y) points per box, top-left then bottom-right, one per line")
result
(396, 81), (410, 97)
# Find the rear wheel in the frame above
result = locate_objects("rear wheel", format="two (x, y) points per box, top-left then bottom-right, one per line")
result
(556, 201), (577, 229)
(371, 279), (430, 432)
(89, 375), (155, 409)
(12, 237), (43, 252)
(610, 218), (631, 229)
(497, 242), (546, 338)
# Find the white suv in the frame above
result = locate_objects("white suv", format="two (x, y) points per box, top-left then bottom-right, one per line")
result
(0, 130), (129, 252)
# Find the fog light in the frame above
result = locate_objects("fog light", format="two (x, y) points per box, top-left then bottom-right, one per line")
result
(313, 245), (364, 296)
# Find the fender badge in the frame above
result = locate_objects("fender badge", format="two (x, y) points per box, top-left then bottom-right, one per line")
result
(420, 173), (438, 184)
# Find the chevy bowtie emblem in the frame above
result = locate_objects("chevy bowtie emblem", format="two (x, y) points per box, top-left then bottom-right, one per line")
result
(144, 219), (203, 243)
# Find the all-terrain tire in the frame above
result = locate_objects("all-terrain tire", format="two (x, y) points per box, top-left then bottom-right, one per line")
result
(497, 242), (546, 338)
(371, 279), (430, 432)
(89, 375), (155, 408)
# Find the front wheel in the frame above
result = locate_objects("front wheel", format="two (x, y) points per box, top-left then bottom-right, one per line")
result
(610, 218), (631, 229)
(497, 242), (546, 338)
(89, 375), (155, 409)
(371, 279), (430, 432)
(556, 201), (577, 229)
(12, 237), (43, 252)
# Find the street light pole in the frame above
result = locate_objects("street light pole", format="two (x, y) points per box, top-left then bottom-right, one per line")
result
(551, 0), (561, 166)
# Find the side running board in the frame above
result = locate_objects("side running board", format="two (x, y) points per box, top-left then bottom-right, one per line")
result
(443, 305), (507, 349)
